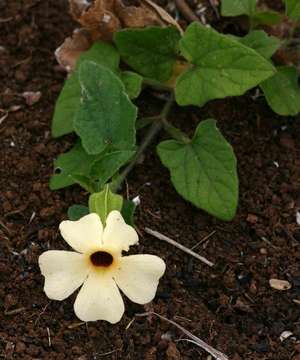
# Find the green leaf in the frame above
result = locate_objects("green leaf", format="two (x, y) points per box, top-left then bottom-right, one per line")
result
(70, 174), (96, 193)
(121, 71), (143, 99)
(51, 42), (120, 138)
(221, 0), (256, 16)
(52, 72), (80, 138)
(238, 30), (281, 59)
(121, 200), (136, 226)
(88, 185), (123, 225)
(252, 10), (282, 26)
(49, 141), (102, 190)
(175, 23), (275, 107)
(260, 66), (300, 116)
(74, 61), (137, 155)
(114, 26), (181, 82)
(90, 150), (135, 188)
(68, 205), (90, 220)
(157, 119), (238, 221)
(78, 42), (120, 71)
(285, 0), (300, 20)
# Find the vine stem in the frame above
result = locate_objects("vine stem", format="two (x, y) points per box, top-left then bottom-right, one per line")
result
(111, 94), (175, 191)
(112, 93), (191, 191)
(111, 120), (163, 192)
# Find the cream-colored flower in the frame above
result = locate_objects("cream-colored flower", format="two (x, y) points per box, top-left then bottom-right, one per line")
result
(39, 211), (166, 323)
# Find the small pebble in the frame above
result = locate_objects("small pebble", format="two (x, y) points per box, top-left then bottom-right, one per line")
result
(269, 279), (292, 291)
(280, 330), (294, 342)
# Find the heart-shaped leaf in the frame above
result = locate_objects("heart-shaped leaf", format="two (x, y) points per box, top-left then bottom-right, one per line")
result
(52, 42), (120, 137)
(238, 30), (281, 59)
(68, 205), (90, 220)
(114, 26), (181, 82)
(260, 66), (300, 116)
(157, 119), (238, 221)
(121, 71), (143, 99)
(49, 141), (103, 190)
(175, 23), (275, 107)
(90, 150), (135, 188)
(285, 0), (300, 20)
(221, 0), (256, 16)
(74, 61), (137, 155)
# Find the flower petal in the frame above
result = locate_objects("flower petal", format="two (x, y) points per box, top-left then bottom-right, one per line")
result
(59, 213), (103, 253)
(114, 254), (166, 304)
(74, 272), (124, 323)
(103, 210), (138, 252)
(39, 250), (89, 301)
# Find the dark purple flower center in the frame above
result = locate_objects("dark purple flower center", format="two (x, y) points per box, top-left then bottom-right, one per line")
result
(90, 251), (113, 267)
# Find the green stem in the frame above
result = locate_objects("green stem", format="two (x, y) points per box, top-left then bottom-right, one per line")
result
(162, 119), (191, 144)
(111, 121), (163, 192)
(136, 116), (160, 130)
(112, 93), (190, 192)
(112, 95), (175, 191)
(249, 16), (255, 32)
(281, 22), (298, 48)
(142, 78), (173, 92)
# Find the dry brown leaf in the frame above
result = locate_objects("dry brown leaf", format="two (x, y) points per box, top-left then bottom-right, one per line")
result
(114, 0), (165, 28)
(70, 0), (181, 38)
(74, 0), (121, 41)
(55, 28), (93, 71)
(56, 0), (181, 71)
(142, 0), (183, 33)
(69, 0), (92, 19)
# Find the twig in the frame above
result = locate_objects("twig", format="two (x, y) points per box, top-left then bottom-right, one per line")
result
(207, 0), (220, 19)
(136, 312), (228, 360)
(260, 236), (278, 249)
(125, 317), (136, 330)
(46, 327), (51, 347)
(94, 349), (120, 357)
(68, 322), (85, 329)
(174, 0), (200, 23)
(4, 307), (26, 316)
(0, 17), (13, 23)
(34, 301), (51, 325)
(145, 227), (214, 267)
(191, 230), (217, 250)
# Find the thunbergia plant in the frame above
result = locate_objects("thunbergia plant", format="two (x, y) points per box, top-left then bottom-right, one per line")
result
(39, 0), (300, 322)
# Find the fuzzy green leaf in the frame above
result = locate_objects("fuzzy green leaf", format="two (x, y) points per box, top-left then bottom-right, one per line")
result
(89, 186), (123, 225)
(260, 66), (300, 116)
(252, 10), (282, 26)
(121, 200), (136, 226)
(121, 71), (143, 99)
(74, 61), (137, 155)
(90, 150), (135, 188)
(238, 30), (281, 59)
(175, 23), (275, 107)
(68, 205), (90, 220)
(51, 42), (120, 138)
(114, 26), (181, 82)
(157, 119), (238, 221)
(285, 0), (300, 20)
(49, 142), (102, 190)
(221, 0), (256, 16)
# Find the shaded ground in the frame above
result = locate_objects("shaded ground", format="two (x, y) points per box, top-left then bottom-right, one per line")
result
(0, 1), (300, 359)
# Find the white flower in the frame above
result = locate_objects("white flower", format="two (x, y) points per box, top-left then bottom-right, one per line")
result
(39, 211), (166, 323)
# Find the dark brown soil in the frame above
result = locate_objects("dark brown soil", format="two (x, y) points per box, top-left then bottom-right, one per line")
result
(1, 1), (300, 359)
